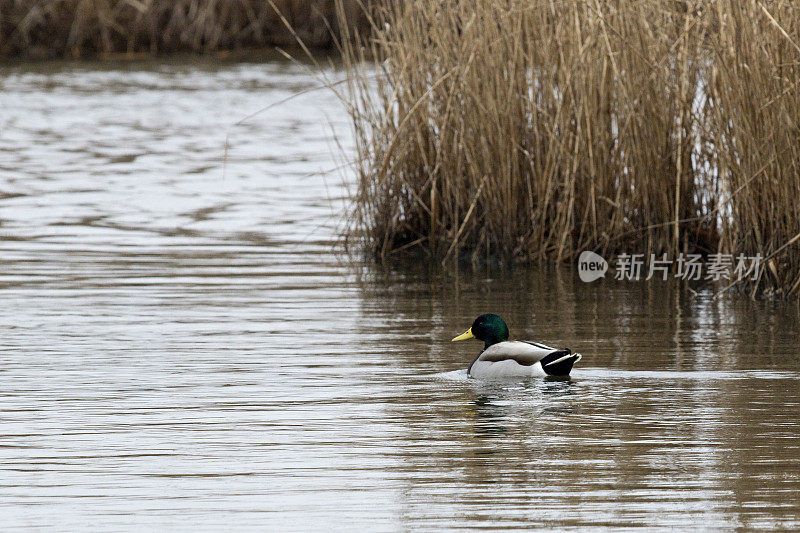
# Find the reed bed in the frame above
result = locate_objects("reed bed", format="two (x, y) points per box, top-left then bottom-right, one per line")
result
(0, 0), (366, 57)
(341, 0), (800, 296)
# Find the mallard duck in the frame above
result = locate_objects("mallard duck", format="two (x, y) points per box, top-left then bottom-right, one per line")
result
(452, 313), (581, 379)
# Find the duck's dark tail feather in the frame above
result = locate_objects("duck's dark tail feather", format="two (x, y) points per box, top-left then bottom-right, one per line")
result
(540, 350), (582, 376)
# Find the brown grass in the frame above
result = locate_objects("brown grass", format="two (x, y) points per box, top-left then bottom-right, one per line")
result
(341, 0), (800, 297)
(0, 0), (367, 58)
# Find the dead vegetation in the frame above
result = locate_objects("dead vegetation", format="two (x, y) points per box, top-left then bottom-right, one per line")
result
(341, 0), (800, 296)
(0, 0), (366, 58)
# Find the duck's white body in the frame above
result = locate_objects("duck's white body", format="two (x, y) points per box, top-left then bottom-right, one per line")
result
(467, 341), (581, 379)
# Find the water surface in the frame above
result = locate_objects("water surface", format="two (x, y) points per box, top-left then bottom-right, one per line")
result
(1, 59), (799, 531)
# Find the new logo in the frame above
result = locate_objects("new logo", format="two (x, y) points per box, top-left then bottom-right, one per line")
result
(578, 251), (608, 282)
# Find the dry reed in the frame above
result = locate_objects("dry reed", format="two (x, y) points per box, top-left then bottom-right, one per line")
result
(341, 0), (800, 296)
(0, 0), (366, 58)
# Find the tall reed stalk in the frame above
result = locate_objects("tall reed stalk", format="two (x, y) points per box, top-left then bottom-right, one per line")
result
(341, 0), (800, 296)
(705, 1), (800, 296)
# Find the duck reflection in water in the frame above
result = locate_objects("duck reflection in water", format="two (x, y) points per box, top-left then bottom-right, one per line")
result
(470, 380), (577, 439)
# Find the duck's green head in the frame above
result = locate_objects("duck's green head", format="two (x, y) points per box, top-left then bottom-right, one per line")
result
(452, 314), (510, 349)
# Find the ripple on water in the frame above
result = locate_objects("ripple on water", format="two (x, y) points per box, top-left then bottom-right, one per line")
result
(1, 59), (800, 531)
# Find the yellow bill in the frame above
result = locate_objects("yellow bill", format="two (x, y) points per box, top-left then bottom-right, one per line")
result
(452, 328), (475, 341)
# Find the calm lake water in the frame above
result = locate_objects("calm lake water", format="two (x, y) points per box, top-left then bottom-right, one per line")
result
(1, 58), (800, 531)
